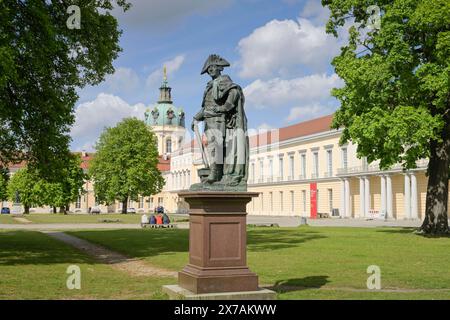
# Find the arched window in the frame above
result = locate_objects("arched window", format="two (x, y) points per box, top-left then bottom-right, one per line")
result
(166, 138), (172, 153)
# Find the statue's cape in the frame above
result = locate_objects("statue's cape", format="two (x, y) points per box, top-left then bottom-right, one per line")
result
(204, 75), (249, 184)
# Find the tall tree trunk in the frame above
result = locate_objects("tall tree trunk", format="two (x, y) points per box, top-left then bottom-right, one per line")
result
(420, 126), (450, 234)
(24, 205), (29, 214)
(53, 206), (57, 214)
(65, 204), (69, 215)
(59, 206), (66, 214)
(122, 198), (128, 214)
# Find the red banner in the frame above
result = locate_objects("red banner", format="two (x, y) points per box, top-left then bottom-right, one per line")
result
(310, 183), (317, 219)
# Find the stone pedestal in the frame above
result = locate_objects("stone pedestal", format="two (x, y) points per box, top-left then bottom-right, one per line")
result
(177, 191), (259, 294)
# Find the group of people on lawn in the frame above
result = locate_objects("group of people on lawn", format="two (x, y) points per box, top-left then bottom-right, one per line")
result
(141, 206), (170, 226)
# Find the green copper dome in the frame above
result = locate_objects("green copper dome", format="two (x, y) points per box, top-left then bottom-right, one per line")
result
(144, 71), (185, 128)
(144, 104), (185, 127)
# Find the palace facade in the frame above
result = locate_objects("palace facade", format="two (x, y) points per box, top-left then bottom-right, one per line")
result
(2, 73), (446, 221)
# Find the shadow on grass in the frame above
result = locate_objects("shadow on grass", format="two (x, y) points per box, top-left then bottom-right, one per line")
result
(375, 227), (418, 234)
(267, 276), (330, 293)
(248, 228), (327, 252)
(376, 227), (450, 238)
(0, 230), (93, 266)
(68, 229), (190, 260)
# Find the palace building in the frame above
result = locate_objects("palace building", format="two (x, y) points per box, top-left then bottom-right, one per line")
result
(2, 72), (447, 221)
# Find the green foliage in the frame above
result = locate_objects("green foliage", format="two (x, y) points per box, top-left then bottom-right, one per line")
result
(323, 0), (450, 169)
(89, 118), (164, 206)
(7, 168), (44, 209)
(43, 153), (87, 210)
(6, 155), (86, 211)
(0, 0), (130, 177)
(0, 173), (7, 201)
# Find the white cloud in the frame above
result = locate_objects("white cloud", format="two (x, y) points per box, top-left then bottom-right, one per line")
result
(300, 0), (331, 26)
(244, 73), (342, 109)
(71, 93), (148, 151)
(113, 0), (232, 30)
(104, 67), (140, 94)
(285, 105), (328, 122)
(146, 55), (186, 88)
(237, 18), (340, 78)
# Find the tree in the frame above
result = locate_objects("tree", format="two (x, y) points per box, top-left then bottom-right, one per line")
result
(7, 168), (44, 213)
(0, 0), (130, 177)
(323, 0), (450, 234)
(89, 118), (165, 213)
(0, 172), (7, 202)
(42, 153), (86, 214)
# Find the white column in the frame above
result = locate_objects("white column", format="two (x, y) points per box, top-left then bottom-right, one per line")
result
(340, 179), (346, 217)
(386, 175), (393, 219)
(364, 177), (371, 217)
(380, 175), (386, 216)
(411, 173), (418, 219)
(359, 177), (365, 218)
(344, 178), (351, 218)
(404, 174), (411, 219)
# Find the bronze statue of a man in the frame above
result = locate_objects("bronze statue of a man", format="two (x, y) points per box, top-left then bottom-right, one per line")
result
(191, 54), (249, 191)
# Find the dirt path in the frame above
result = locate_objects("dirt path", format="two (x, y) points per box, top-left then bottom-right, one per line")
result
(13, 217), (32, 223)
(42, 231), (177, 278)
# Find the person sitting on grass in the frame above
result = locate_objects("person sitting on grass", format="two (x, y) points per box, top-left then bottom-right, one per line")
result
(155, 214), (163, 225)
(149, 214), (156, 225)
(163, 213), (170, 225)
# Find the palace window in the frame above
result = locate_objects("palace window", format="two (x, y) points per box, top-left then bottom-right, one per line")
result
(149, 197), (154, 209)
(313, 152), (319, 177)
(259, 159), (264, 180)
(270, 192), (273, 211)
(269, 159), (273, 178)
(166, 138), (172, 154)
(342, 147), (348, 169)
(289, 155), (294, 179)
(302, 190), (307, 213)
(279, 157), (284, 180)
(328, 189), (333, 213)
(327, 149), (333, 176)
(290, 191), (294, 212)
(301, 153), (306, 178)
(260, 193), (264, 211)
(76, 196), (81, 209)
(280, 191), (284, 211)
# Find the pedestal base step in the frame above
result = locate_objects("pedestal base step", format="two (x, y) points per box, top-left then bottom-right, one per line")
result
(162, 285), (277, 300)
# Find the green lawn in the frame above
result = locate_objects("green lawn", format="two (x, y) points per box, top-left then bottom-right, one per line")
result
(0, 230), (171, 299)
(68, 226), (450, 300)
(2, 226), (450, 299)
(0, 215), (17, 224)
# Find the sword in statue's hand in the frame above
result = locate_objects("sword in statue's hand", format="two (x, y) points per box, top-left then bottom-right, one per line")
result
(193, 120), (210, 168)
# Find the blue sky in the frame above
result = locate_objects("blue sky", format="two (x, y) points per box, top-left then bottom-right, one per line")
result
(71, 0), (345, 151)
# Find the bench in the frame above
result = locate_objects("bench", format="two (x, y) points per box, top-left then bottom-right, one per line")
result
(141, 223), (175, 229)
(248, 223), (279, 227)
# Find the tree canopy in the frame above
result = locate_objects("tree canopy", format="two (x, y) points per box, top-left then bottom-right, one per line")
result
(6, 154), (86, 214)
(0, 0), (130, 177)
(42, 153), (87, 213)
(7, 167), (43, 213)
(89, 118), (164, 213)
(0, 172), (7, 202)
(323, 0), (450, 233)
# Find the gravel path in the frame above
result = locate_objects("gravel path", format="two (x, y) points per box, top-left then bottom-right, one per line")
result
(42, 231), (177, 278)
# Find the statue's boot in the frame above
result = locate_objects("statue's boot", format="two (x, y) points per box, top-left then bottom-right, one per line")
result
(206, 164), (223, 183)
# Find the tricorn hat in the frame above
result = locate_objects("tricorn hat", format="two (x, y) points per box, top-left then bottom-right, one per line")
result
(201, 54), (230, 74)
